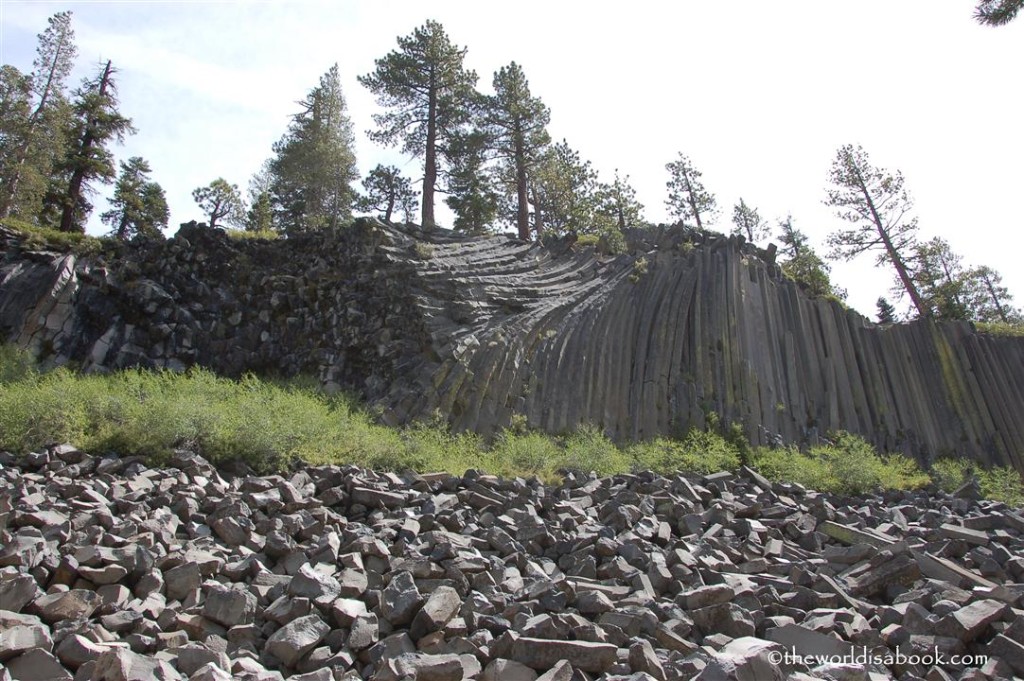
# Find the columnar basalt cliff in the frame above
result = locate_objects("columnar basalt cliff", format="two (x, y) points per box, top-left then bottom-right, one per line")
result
(1, 221), (1022, 472)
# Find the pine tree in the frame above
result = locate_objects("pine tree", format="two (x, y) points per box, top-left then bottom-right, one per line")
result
(911, 237), (971, 320)
(270, 64), (358, 235)
(193, 178), (244, 229)
(481, 62), (551, 240)
(445, 130), (500, 234)
(731, 198), (768, 242)
(52, 60), (134, 233)
(975, 0), (1023, 25)
(595, 171), (646, 231)
(357, 164), (418, 224)
(101, 157), (167, 240)
(246, 160), (274, 232)
(529, 140), (602, 237)
(359, 20), (478, 228)
(0, 12), (77, 221)
(876, 297), (898, 324)
(665, 152), (717, 230)
(777, 215), (846, 300)
(969, 266), (1022, 324)
(824, 144), (926, 317)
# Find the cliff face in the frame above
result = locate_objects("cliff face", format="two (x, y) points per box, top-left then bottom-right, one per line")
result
(2, 221), (1022, 472)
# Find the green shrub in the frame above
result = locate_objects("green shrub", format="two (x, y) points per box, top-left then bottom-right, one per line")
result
(929, 456), (1024, 506)
(560, 426), (631, 476)
(977, 467), (1024, 507)
(628, 429), (742, 476)
(0, 344), (1018, 504)
(0, 345), (37, 384)
(489, 430), (563, 479)
(0, 367), (89, 452)
(226, 228), (279, 242)
(2, 219), (113, 256)
(975, 321), (1024, 338)
(752, 432), (929, 495)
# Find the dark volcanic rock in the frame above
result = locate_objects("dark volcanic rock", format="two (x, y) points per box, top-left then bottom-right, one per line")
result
(2, 221), (1022, 472)
(0, 449), (1022, 680)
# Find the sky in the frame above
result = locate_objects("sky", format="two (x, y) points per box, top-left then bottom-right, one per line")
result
(1, 0), (1022, 319)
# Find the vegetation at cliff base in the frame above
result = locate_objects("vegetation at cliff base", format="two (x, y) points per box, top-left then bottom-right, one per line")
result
(1, 346), (1020, 505)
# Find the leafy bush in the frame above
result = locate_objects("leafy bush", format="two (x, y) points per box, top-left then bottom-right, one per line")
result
(929, 456), (1024, 506)
(627, 429), (742, 476)
(975, 321), (1024, 338)
(0, 346), (1019, 505)
(752, 432), (929, 495)
(2, 219), (113, 256)
(225, 228), (279, 242)
(560, 426), (631, 476)
(489, 430), (563, 479)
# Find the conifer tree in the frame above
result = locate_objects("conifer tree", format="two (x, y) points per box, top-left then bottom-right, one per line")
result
(970, 266), (1022, 324)
(359, 20), (477, 228)
(529, 140), (602, 237)
(876, 297), (898, 324)
(595, 171), (646, 231)
(731, 198), (768, 242)
(357, 164), (418, 224)
(481, 62), (551, 240)
(665, 152), (717, 230)
(193, 178), (243, 229)
(777, 215), (846, 300)
(446, 130), (500, 234)
(270, 64), (358, 234)
(52, 60), (134, 233)
(0, 12), (77, 220)
(975, 0), (1022, 25)
(911, 237), (971, 320)
(101, 157), (167, 240)
(824, 144), (926, 316)
(246, 161), (274, 232)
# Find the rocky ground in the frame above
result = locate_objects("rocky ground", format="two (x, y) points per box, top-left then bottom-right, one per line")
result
(0, 446), (1022, 681)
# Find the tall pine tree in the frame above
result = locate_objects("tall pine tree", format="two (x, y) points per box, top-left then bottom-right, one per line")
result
(665, 152), (717, 230)
(0, 12), (77, 221)
(824, 144), (926, 317)
(359, 20), (477, 227)
(51, 60), (134, 233)
(481, 62), (550, 240)
(101, 156), (167, 240)
(270, 64), (358, 235)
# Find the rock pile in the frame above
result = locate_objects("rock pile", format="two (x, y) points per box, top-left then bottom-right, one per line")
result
(1, 446), (1023, 680)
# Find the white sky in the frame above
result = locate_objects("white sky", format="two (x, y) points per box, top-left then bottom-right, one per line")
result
(1, 0), (1021, 319)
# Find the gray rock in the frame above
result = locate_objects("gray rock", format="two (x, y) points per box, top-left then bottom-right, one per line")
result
(201, 584), (256, 627)
(510, 638), (618, 674)
(32, 589), (102, 624)
(264, 614), (329, 668)
(380, 570), (423, 626)
(4, 648), (73, 681)
(91, 648), (180, 680)
(0, 624), (53, 663)
(409, 585), (461, 640)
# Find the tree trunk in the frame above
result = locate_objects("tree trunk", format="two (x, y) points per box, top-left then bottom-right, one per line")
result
(853, 168), (928, 317)
(530, 186), (544, 237)
(514, 129), (529, 240)
(684, 170), (703, 230)
(384, 191), (395, 223)
(0, 26), (73, 218)
(983, 272), (1010, 323)
(422, 69), (437, 228)
(60, 60), (113, 233)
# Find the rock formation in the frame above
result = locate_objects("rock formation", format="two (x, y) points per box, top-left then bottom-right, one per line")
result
(1, 221), (1022, 473)
(1, 445), (1022, 679)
